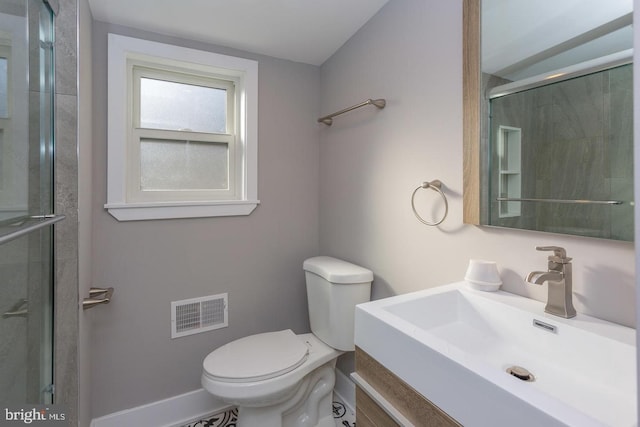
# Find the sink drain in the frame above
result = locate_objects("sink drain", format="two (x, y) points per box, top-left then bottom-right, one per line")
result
(506, 366), (535, 382)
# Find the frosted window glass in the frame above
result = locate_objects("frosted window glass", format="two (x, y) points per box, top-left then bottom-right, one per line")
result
(140, 78), (227, 133)
(0, 58), (7, 118)
(140, 139), (228, 190)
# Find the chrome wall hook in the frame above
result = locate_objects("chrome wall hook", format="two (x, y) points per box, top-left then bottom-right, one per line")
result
(83, 287), (114, 310)
(3, 299), (28, 318)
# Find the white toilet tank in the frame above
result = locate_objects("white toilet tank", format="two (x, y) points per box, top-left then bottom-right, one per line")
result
(303, 256), (373, 351)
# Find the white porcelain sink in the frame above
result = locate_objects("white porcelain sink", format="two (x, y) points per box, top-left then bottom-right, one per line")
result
(355, 282), (637, 427)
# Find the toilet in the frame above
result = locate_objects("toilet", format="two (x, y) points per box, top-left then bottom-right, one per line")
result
(201, 256), (373, 427)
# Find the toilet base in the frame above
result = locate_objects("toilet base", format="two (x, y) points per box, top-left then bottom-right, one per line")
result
(236, 361), (336, 427)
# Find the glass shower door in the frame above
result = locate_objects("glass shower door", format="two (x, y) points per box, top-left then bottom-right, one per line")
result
(0, 0), (56, 405)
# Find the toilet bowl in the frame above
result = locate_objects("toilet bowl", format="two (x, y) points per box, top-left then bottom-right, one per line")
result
(202, 331), (340, 426)
(201, 256), (373, 427)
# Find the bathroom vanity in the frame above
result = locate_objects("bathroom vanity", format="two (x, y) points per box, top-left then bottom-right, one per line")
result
(353, 347), (460, 426)
(353, 282), (637, 426)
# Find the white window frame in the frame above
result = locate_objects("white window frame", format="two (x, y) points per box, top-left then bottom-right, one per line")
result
(105, 34), (259, 221)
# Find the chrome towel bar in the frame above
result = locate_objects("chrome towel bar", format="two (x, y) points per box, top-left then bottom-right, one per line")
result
(317, 98), (386, 126)
(0, 214), (65, 246)
(496, 197), (626, 205)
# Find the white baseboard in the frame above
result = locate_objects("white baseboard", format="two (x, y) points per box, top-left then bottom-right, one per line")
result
(90, 389), (231, 427)
(333, 369), (356, 414)
(91, 371), (356, 427)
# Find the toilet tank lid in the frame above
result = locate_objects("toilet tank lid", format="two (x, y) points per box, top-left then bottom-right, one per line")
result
(303, 256), (373, 284)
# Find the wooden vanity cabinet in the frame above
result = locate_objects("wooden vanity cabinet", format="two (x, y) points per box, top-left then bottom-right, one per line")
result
(354, 347), (461, 427)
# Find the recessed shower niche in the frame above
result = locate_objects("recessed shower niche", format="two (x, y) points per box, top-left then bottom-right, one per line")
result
(495, 125), (522, 218)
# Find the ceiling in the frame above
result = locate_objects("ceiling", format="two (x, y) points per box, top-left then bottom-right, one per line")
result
(482, 0), (633, 81)
(88, 0), (390, 66)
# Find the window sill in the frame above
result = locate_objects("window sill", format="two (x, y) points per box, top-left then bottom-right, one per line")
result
(104, 200), (260, 221)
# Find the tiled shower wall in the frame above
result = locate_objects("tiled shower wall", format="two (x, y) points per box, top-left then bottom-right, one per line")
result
(53, 0), (80, 424)
(488, 64), (634, 240)
(0, 0), (30, 404)
(0, 238), (29, 402)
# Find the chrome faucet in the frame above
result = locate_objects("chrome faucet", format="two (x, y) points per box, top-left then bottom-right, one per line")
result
(526, 246), (576, 318)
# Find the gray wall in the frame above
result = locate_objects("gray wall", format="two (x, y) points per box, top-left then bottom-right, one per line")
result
(319, 0), (634, 333)
(90, 22), (321, 417)
(87, 0), (637, 418)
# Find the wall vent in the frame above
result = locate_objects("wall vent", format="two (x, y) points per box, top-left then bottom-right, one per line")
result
(171, 293), (228, 339)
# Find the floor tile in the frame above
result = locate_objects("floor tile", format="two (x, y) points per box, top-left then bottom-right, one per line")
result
(183, 393), (356, 427)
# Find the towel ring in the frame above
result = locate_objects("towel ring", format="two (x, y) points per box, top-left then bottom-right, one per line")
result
(411, 180), (449, 226)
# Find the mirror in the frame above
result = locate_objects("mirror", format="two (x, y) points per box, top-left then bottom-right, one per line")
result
(463, 0), (634, 241)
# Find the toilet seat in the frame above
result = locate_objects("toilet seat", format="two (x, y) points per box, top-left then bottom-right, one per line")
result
(203, 330), (309, 383)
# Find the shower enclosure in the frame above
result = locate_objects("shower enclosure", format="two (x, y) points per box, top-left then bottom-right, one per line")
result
(0, 0), (61, 405)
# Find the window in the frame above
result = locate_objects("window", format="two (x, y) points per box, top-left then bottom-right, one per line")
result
(0, 43), (10, 194)
(106, 34), (259, 221)
(130, 66), (237, 202)
(0, 21), (29, 220)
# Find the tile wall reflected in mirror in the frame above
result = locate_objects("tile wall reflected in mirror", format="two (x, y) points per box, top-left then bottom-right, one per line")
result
(487, 64), (633, 241)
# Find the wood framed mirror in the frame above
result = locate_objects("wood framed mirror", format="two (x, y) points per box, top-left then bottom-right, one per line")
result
(463, 0), (634, 241)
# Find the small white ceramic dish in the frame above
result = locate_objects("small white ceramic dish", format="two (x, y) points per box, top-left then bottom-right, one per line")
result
(465, 278), (502, 291)
(464, 259), (502, 291)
